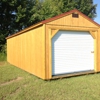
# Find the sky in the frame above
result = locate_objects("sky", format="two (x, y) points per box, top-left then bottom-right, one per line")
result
(94, 0), (100, 24)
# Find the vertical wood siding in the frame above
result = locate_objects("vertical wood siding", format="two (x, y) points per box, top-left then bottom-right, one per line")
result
(7, 25), (46, 79)
(45, 24), (99, 79)
(47, 14), (99, 28)
(97, 29), (100, 71)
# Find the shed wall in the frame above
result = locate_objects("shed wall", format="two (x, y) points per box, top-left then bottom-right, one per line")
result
(97, 29), (100, 71)
(45, 24), (99, 79)
(7, 25), (46, 79)
(47, 14), (99, 28)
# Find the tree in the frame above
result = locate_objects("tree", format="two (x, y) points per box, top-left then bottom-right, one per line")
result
(29, 0), (63, 21)
(15, 0), (39, 31)
(76, 0), (97, 19)
(30, 0), (97, 22)
(59, 0), (97, 19)
(39, 0), (97, 20)
(0, 0), (38, 51)
(0, 0), (17, 51)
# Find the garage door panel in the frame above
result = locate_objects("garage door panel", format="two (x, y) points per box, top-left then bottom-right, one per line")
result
(52, 31), (94, 75)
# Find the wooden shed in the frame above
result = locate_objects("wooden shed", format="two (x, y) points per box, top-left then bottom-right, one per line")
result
(6, 9), (100, 80)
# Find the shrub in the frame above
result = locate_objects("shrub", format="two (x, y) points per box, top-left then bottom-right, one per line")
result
(0, 44), (7, 61)
(1, 43), (7, 54)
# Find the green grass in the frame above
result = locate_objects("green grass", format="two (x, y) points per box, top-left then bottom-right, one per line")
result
(0, 62), (100, 100)
(0, 53), (6, 61)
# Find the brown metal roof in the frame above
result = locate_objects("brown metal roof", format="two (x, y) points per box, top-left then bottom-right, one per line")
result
(6, 9), (100, 39)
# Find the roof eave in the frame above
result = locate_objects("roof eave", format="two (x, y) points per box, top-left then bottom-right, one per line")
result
(6, 22), (43, 39)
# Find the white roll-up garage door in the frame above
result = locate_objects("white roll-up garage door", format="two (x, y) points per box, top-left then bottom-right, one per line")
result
(52, 31), (94, 75)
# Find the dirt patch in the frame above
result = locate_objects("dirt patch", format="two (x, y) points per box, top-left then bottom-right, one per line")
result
(23, 84), (28, 87)
(0, 61), (8, 66)
(10, 87), (21, 96)
(0, 62), (5, 66)
(0, 77), (23, 86)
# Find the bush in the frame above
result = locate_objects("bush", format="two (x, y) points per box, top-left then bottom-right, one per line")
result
(0, 52), (6, 61)
(0, 44), (7, 61)
(1, 43), (7, 54)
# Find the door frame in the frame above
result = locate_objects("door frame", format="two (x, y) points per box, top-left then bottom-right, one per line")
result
(47, 25), (98, 78)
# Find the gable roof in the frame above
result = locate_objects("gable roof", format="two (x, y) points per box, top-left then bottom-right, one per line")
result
(6, 9), (100, 39)
(41, 9), (100, 27)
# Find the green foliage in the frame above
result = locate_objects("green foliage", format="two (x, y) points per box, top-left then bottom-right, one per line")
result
(0, 53), (6, 61)
(1, 44), (7, 54)
(76, 0), (97, 19)
(0, 44), (7, 61)
(33, 0), (62, 20)
(0, 0), (34, 51)
(41, 0), (97, 19)
(0, 0), (16, 51)
(30, 0), (97, 22)
(15, 0), (38, 30)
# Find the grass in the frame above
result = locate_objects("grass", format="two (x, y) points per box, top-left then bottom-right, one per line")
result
(0, 62), (100, 100)
(0, 53), (6, 61)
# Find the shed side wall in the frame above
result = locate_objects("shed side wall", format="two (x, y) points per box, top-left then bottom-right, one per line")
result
(7, 25), (45, 79)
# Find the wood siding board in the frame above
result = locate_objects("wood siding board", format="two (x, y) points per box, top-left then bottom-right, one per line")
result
(43, 24), (46, 79)
(48, 29), (52, 79)
(45, 25), (50, 79)
(97, 29), (100, 71)
(46, 24), (99, 29)
(89, 31), (98, 72)
(90, 31), (96, 39)
(51, 29), (59, 38)
(46, 25), (99, 31)
(94, 31), (98, 72)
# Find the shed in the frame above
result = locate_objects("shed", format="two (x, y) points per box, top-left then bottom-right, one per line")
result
(6, 9), (100, 80)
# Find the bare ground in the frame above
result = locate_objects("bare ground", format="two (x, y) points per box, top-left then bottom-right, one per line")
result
(0, 61), (7, 66)
(0, 77), (23, 86)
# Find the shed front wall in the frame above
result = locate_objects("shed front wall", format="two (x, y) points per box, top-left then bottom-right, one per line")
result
(47, 14), (99, 28)
(7, 25), (46, 79)
(45, 24), (99, 80)
(44, 13), (100, 79)
(97, 29), (100, 71)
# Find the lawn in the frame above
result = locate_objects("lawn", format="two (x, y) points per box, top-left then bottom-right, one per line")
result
(0, 62), (100, 100)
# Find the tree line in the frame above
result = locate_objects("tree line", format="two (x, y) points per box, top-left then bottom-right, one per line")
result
(0, 0), (97, 51)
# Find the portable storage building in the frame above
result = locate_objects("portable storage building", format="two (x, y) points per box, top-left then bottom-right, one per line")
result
(6, 9), (100, 80)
